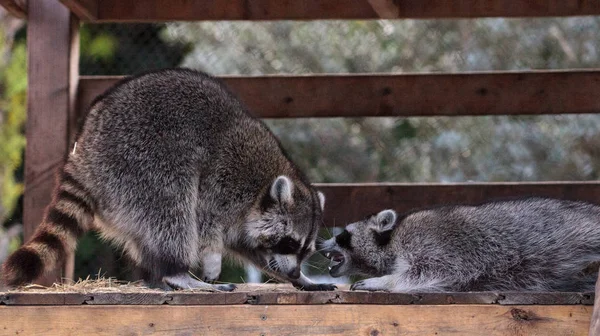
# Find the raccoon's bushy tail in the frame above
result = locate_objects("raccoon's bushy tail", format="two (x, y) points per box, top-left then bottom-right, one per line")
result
(2, 163), (94, 287)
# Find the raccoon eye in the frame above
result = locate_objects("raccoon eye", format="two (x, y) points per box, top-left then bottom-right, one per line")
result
(272, 237), (301, 255)
(335, 229), (353, 250)
(372, 229), (393, 247)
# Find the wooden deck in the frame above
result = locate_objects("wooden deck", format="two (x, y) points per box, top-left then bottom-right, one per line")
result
(1, 1), (599, 334)
(0, 285), (594, 335)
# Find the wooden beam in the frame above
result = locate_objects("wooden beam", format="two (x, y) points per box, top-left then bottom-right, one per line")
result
(59, 0), (97, 21)
(79, 70), (600, 119)
(26, 0), (79, 285)
(0, 0), (26, 18)
(82, 0), (600, 22)
(368, 0), (400, 19)
(0, 289), (594, 305)
(0, 304), (591, 335)
(316, 182), (600, 226)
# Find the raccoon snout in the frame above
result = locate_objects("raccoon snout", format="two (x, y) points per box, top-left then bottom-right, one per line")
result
(287, 268), (301, 280)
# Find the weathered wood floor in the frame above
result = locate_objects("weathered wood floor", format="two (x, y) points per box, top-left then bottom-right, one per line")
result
(0, 284), (594, 335)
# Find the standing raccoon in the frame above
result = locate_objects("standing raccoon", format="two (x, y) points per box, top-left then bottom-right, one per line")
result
(2, 68), (334, 291)
(320, 198), (600, 292)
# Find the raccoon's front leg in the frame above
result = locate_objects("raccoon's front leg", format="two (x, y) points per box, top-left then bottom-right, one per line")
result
(291, 272), (337, 291)
(350, 275), (396, 292)
(351, 274), (452, 293)
(200, 251), (222, 283)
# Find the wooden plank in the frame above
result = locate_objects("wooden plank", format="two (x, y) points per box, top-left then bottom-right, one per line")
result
(0, 0), (26, 18)
(79, 71), (600, 119)
(73, 0), (600, 21)
(367, 0), (399, 19)
(25, 0), (79, 285)
(317, 182), (600, 226)
(0, 290), (594, 306)
(590, 272), (600, 335)
(59, 0), (97, 21)
(1, 292), (90, 305)
(169, 292), (250, 305)
(0, 305), (591, 335)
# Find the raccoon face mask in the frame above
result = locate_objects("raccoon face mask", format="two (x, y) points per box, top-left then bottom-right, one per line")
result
(244, 175), (325, 281)
(319, 210), (397, 278)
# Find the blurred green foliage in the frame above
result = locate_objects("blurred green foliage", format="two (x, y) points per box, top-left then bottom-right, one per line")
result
(0, 29), (25, 227)
(80, 23), (191, 75)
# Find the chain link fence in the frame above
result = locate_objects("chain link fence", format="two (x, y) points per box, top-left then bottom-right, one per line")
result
(81, 18), (600, 185)
(74, 18), (600, 283)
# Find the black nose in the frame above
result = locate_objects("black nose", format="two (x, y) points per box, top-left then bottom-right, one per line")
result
(288, 268), (301, 279)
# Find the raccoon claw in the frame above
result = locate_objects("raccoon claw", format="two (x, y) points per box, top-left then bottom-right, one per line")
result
(215, 283), (237, 292)
(294, 283), (337, 291)
(142, 281), (174, 291)
(350, 280), (383, 292)
(202, 276), (218, 283)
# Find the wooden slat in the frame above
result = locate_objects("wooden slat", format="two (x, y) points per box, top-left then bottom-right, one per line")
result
(316, 182), (600, 226)
(367, 0), (399, 19)
(59, 0), (97, 21)
(0, 288), (594, 306)
(0, 305), (591, 335)
(63, 0), (600, 21)
(590, 272), (600, 335)
(0, 0), (26, 18)
(26, 0), (79, 285)
(78, 71), (600, 119)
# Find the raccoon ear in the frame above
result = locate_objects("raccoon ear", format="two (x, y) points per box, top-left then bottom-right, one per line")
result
(317, 191), (325, 211)
(376, 209), (397, 232)
(270, 175), (294, 206)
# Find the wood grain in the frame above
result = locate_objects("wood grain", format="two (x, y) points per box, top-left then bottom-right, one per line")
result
(0, 290), (594, 306)
(590, 272), (600, 335)
(62, 0), (600, 21)
(0, 0), (26, 18)
(25, 0), (79, 285)
(79, 71), (600, 119)
(367, 0), (400, 19)
(0, 305), (591, 335)
(59, 0), (97, 21)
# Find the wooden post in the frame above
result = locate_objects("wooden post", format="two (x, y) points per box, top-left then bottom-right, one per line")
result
(26, 0), (79, 285)
(590, 272), (600, 335)
(0, 0), (27, 18)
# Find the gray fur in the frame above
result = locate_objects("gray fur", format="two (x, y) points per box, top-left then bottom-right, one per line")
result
(42, 68), (332, 291)
(320, 198), (600, 292)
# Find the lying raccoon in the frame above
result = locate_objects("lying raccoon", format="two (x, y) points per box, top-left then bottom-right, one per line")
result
(320, 198), (600, 292)
(2, 68), (334, 291)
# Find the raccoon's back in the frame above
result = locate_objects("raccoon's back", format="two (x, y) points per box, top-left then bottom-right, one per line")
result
(74, 68), (290, 218)
(83, 68), (248, 148)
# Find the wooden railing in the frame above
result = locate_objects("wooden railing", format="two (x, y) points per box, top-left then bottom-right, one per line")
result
(2, 1), (600, 333)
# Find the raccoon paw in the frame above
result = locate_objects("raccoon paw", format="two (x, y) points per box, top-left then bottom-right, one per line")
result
(202, 275), (219, 283)
(350, 280), (386, 292)
(142, 280), (174, 291)
(294, 283), (337, 291)
(215, 283), (237, 292)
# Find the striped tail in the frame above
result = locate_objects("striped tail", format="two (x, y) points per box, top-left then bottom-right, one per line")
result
(2, 162), (94, 287)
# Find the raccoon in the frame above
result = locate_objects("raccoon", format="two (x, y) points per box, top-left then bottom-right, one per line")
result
(320, 198), (600, 292)
(2, 68), (335, 291)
